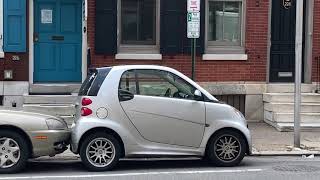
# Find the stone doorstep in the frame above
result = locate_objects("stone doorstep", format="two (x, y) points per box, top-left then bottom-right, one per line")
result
(266, 84), (316, 93)
(264, 119), (320, 132)
(263, 93), (320, 103)
(264, 102), (320, 113)
(264, 111), (320, 123)
(23, 95), (78, 104)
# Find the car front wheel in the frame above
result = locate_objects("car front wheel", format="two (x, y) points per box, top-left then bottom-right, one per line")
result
(0, 130), (29, 174)
(80, 133), (121, 171)
(207, 130), (246, 167)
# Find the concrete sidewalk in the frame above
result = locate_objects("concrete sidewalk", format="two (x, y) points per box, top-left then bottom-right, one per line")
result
(250, 122), (320, 155)
(36, 122), (320, 161)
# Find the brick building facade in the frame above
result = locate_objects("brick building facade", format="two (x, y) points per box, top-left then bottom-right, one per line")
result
(0, 0), (319, 126)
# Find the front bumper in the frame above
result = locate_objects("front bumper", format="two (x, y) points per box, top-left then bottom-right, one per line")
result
(28, 129), (71, 157)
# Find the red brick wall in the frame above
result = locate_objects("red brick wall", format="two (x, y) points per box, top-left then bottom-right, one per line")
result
(312, 0), (320, 82)
(88, 0), (269, 82)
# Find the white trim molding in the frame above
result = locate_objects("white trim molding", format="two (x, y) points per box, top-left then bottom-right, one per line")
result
(202, 54), (248, 61)
(115, 53), (162, 60)
(0, 0), (4, 58)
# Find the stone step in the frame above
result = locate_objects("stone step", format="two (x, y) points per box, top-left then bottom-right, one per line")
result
(264, 111), (320, 123)
(23, 104), (76, 116)
(29, 84), (81, 94)
(264, 102), (320, 113)
(263, 93), (320, 103)
(264, 119), (320, 132)
(23, 95), (78, 104)
(266, 84), (316, 93)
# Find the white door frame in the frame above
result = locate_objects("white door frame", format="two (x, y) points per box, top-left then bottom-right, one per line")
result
(28, 0), (88, 85)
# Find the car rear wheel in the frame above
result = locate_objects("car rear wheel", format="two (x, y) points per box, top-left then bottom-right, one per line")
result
(80, 133), (121, 171)
(0, 130), (29, 174)
(207, 130), (246, 167)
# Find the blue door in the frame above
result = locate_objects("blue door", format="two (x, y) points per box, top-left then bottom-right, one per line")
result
(34, 0), (82, 82)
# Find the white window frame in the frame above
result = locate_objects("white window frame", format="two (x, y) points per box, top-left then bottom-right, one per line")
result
(116, 0), (161, 59)
(0, 0), (4, 58)
(205, 0), (246, 55)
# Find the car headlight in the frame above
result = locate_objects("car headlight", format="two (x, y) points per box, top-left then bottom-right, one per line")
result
(46, 118), (68, 130)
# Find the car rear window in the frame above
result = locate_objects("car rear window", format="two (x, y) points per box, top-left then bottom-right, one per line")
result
(78, 68), (112, 96)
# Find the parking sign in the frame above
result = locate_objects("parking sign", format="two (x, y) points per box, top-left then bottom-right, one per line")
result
(187, 12), (200, 39)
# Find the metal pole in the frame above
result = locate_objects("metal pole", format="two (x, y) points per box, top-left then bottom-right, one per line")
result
(294, 0), (304, 148)
(192, 38), (196, 80)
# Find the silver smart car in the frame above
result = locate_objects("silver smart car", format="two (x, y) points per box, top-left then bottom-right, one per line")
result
(71, 65), (252, 171)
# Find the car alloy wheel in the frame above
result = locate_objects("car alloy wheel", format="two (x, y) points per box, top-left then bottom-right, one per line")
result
(0, 137), (21, 169)
(80, 133), (121, 171)
(207, 130), (246, 167)
(214, 135), (241, 162)
(86, 138), (116, 168)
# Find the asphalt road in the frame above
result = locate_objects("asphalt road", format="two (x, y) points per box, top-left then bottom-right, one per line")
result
(1, 156), (320, 180)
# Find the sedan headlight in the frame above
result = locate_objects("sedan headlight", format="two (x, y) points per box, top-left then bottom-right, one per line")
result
(46, 118), (68, 130)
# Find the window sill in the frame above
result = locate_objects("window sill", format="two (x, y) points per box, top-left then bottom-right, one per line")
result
(202, 54), (248, 61)
(0, 52), (4, 58)
(115, 53), (162, 60)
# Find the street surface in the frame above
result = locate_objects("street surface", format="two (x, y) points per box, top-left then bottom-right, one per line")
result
(1, 156), (320, 180)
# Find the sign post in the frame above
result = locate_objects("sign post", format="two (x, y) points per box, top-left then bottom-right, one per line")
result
(187, 0), (200, 80)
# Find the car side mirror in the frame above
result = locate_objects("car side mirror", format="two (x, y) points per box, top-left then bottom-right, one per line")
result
(194, 90), (203, 101)
(119, 89), (134, 102)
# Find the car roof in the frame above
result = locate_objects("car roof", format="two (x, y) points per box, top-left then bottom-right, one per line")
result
(97, 65), (176, 72)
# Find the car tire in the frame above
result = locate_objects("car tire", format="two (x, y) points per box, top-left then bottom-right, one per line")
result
(207, 130), (246, 167)
(0, 130), (29, 174)
(80, 132), (121, 171)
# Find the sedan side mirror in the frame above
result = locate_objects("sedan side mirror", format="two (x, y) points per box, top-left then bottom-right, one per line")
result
(194, 90), (203, 101)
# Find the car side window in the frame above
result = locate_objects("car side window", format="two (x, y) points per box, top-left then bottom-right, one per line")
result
(119, 70), (137, 94)
(135, 70), (178, 97)
(135, 70), (197, 100)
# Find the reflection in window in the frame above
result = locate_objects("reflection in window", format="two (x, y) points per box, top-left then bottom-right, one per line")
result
(208, 1), (242, 46)
(121, 0), (156, 45)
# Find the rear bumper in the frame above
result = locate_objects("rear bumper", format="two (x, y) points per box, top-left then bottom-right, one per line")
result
(28, 129), (71, 157)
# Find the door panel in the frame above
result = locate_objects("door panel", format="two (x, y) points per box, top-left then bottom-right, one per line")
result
(34, 0), (82, 82)
(36, 43), (56, 70)
(120, 95), (206, 147)
(269, 0), (305, 82)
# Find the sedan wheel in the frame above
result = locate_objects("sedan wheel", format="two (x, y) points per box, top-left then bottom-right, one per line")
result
(80, 133), (121, 171)
(0, 138), (21, 169)
(207, 130), (246, 167)
(0, 130), (29, 174)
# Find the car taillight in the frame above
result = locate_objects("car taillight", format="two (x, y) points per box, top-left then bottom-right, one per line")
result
(82, 98), (92, 106)
(81, 107), (92, 116)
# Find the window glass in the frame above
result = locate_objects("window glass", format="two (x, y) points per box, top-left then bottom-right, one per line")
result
(208, 0), (242, 46)
(136, 70), (197, 100)
(119, 70), (137, 94)
(121, 0), (156, 45)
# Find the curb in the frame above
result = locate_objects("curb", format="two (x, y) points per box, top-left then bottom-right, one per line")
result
(252, 151), (320, 156)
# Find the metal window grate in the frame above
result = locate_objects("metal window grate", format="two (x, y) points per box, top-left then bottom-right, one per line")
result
(214, 94), (245, 115)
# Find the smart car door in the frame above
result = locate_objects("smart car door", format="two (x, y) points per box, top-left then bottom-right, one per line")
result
(119, 69), (206, 148)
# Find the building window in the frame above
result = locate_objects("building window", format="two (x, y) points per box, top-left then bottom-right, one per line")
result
(118, 0), (160, 54)
(0, 0), (3, 57)
(206, 0), (245, 53)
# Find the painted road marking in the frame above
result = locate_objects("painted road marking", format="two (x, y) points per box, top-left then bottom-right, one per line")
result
(0, 169), (263, 179)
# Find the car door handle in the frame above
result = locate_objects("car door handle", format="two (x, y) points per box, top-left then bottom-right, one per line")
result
(52, 36), (64, 41)
(118, 90), (134, 102)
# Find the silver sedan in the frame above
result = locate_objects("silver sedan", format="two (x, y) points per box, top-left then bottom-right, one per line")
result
(0, 110), (70, 173)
